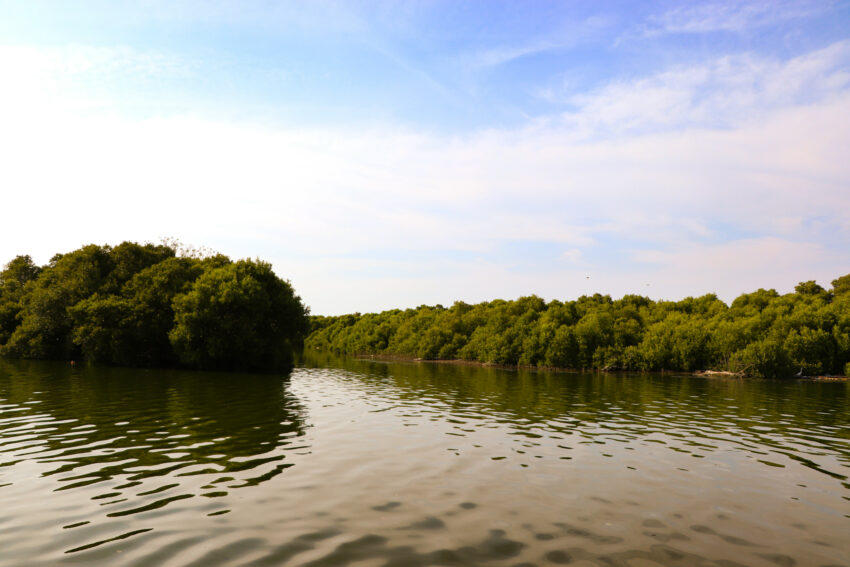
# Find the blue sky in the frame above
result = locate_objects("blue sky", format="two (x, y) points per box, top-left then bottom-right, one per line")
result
(1, 1), (849, 314)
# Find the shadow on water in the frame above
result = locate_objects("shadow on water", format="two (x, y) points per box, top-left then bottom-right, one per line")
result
(0, 359), (307, 558)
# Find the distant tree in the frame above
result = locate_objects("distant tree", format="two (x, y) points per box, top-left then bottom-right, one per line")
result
(0, 255), (42, 289)
(783, 327), (835, 375)
(70, 256), (207, 366)
(69, 294), (135, 365)
(4, 241), (847, 379)
(100, 241), (175, 294)
(169, 259), (308, 371)
(831, 274), (850, 296)
(0, 255), (43, 344)
(544, 325), (578, 368)
(573, 311), (613, 368)
(795, 280), (827, 296)
(730, 288), (779, 313)
(0, 244), (309, 372)
(2, 245), (113, 359)
(730, 337), (793, 378)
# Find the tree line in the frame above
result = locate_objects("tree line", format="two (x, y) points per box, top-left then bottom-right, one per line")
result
(306, 276), (850, 378)
(0, 242), (308, 372)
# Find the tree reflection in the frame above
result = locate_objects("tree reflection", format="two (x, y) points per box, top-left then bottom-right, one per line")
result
(303, 351), (850, 449)
(0, 359), (306, 492)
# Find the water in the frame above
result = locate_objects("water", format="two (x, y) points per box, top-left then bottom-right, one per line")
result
(0, 355), (848, 567)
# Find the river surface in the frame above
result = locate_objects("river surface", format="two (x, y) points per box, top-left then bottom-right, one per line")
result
(0, 355), (848, 567)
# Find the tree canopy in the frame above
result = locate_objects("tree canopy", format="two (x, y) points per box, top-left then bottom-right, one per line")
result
(305, 275), (850, 379)
(0, 242), (308, 372)
(3, 242), (846, 379)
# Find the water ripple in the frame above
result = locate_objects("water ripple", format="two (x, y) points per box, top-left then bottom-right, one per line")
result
(1, 357), (848, 566)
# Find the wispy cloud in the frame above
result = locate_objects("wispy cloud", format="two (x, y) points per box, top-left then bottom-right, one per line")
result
(466, 16), (610, 70)
(556, 41), (850, 137)
(640, 0), (827, 36)
(472, 39), (572, 69)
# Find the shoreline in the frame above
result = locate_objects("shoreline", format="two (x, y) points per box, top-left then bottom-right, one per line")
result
(346, 352), (850, 380)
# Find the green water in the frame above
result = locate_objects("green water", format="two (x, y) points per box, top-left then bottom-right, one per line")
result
(0, 354), (848, 566)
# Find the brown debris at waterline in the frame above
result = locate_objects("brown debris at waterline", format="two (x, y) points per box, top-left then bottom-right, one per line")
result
(693, 370), (746, 378)
(693, 369), (849, 381)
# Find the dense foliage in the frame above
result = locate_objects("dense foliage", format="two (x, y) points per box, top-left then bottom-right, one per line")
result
(306, 276), (850, 378)
(0, 242), (308, 372)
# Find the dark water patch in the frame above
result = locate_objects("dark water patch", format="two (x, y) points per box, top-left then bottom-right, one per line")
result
(544, 549), (572, 563)
(62, 521), (90, 529)
(242, 540), (315, 567)
(757, 553), (797, 567)
(91, 491), (122, 500)
(124, 536), (207, 567)
(691, 525), (757, 547)
(554, 522), (623, 545)
(303, 534), (389, 567)
(65, 528), (154, 554)
(642, 519), (665, 528)
(295, 528), (343, 542)
(106, 493), (194, 517)
(403, 516), (445, 530)
(182, 538), (266, 567)
(137, 483), (179, 496)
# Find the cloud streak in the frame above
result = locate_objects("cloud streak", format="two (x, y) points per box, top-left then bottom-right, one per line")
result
(641, 0), (827, 36)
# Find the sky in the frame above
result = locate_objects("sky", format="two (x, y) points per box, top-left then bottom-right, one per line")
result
(1, 0), (849, 315)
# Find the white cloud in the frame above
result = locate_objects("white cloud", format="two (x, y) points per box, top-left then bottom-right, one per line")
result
(1, 42), (849, 314)
(558, 41), (850, 136)
(0, 44), (198, 129)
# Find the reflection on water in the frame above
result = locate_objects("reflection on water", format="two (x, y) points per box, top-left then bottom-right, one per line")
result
(0, 360), (307, 564)
(0, 354), (848, 566)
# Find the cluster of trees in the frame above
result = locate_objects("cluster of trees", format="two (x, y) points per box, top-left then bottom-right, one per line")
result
(307, 275), (850, 378)
(0, 242), (308, 372)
